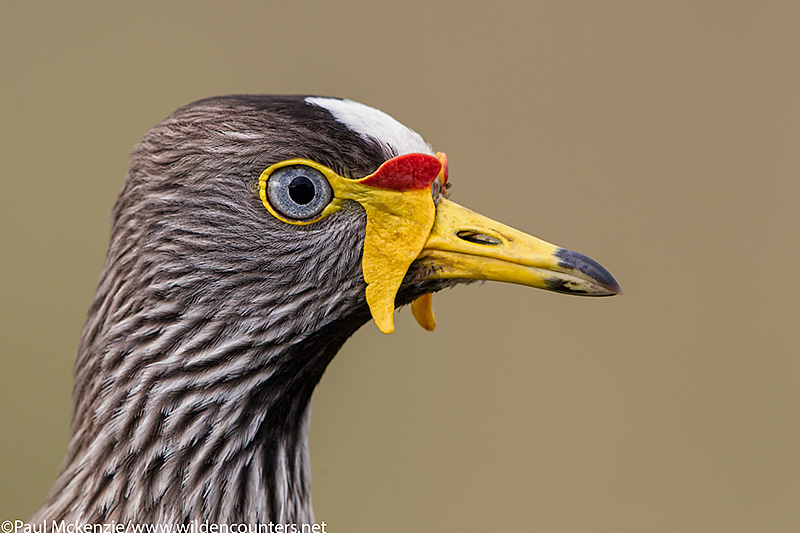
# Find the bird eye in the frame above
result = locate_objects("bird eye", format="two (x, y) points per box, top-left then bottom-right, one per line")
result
(266, 165), (333, 220)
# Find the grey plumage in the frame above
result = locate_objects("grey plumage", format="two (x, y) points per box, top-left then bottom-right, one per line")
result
(33, 96), (450, 523)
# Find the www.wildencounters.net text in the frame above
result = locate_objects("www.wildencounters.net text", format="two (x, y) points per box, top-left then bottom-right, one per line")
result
(4, 520), (327, 533)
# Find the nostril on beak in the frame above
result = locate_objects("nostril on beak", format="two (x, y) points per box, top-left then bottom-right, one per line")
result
(456, 230), (502, 246)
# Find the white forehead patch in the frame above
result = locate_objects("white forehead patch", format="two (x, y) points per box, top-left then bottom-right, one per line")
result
(305, 96), (432, 157)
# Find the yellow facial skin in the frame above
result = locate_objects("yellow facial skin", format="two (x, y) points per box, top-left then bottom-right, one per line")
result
(260, 154), (620, 335)
(259, 158), (436, 334)
(354, 187), (434, 333)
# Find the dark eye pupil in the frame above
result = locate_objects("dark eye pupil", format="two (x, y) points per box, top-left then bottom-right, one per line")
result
(288, 176), (316, 205)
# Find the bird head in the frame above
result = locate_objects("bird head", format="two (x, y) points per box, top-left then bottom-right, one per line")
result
(40, 95), (620, 523)
(115, 95), (618, 338)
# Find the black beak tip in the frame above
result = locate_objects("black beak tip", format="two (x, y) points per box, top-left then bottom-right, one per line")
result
(555, 248), (622, 295)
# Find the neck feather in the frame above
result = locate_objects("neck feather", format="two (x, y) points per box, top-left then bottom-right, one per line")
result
(33, 244), (368, 523)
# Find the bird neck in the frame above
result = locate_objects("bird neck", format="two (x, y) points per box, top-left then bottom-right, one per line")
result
(34, 279), (367, 523)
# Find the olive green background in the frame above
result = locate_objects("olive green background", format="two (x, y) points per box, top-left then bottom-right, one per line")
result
(1, 2), (798, 531)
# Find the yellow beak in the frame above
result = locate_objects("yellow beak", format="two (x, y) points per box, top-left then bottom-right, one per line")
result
(408, 199), (621, 330)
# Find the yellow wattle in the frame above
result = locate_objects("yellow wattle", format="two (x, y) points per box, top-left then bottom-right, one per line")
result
(335, 184), (435, 334)
(411, 293), (436, 331)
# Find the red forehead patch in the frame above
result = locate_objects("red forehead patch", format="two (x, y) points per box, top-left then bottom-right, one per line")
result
(360, 153), (442, 191)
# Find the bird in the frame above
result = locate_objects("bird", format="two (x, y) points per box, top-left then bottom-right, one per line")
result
(30, 95), (620, 525)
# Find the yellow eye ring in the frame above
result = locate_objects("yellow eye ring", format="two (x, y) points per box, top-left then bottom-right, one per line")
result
(258, 159), (347, 225)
